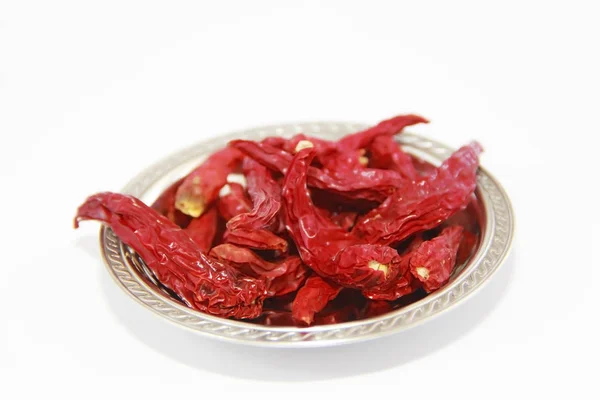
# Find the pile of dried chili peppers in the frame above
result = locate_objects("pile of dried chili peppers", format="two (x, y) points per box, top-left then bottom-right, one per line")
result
(75, 115), (483, 326)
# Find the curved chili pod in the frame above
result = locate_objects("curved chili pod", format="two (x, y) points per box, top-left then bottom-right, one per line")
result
(185, 206), (218, 252)
(369, 135), (418, 180)
(362, 235), (423, 301)
(336, 114), (428, 152)
(410, 225), (464, 292)
(150, 178), (191, 228)
(282, 148), (402, 289)
(216, 183), (252, 221)
(74, 192), (265, 319)
(175, 147), (243, 218)
(291, 276), (342, 325)
(209, 244), (308, 297)
(354, 142), (482, 245)
(231, 139), (404, 202)
(227, 158), (282, 232)
(224, 227), (288, 252)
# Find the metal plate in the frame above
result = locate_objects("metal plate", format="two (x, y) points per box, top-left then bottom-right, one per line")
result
(99, 122), (514, 347)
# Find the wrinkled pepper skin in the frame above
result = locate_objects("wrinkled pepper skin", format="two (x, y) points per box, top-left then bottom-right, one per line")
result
(150, 178), (191, 227)
(224, 228), (288, 252)
(362, 235), (423, 301)
(230, 140), (405, 202)
(216, 182), (252, 221)
(209, 244), (308, 297)
(354, 142), (482, 245)
(175, 147), (243, 218)
(74, 192), (265, 319)
(336, 114), (429, 153)
(185, 206), (218, 252)
(281, 148), (402, 289)
(227, 158), (282, 232)
(369, 135), (418, 180)
(292, 276), (342, 325)
(410, 225), (464, 292)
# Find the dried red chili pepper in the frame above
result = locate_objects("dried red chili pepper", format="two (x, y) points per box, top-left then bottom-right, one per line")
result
(150, 178), (191, 228)
(336, 114), (428, 153)
(185, 206), (218, 252)
(224, 227), (288, 252)
(362, 301), (394, 319)
(369, 135), (418, 180)
(292, 276), (342, 325)
(74, 192), (266, 318)
(175, 147), (243, 218)
(209, 244), (308, 297)
(227, 158), (282, 232)
(354, 142), (482, 245)
(231, 139), (404, 202)
(216, 183), (252, 221)
(282, 148), (402, 289)
(314, 303), (360, 325)
(209, 243), (290, 278)
(410, 226), (464, 292)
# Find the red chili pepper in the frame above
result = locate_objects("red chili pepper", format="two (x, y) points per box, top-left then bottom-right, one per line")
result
(209, 243), (291, 278)
(282, 148), (402, 289)
(175, 147), (243, 218)
(292, 276), (342, 325)
(224, 227), (288, 252)
(410, 226), (464, 292)
(231, 139), (404, 202)
(74, 192), (266, 319)
(185, 206), (218, 252)
(361, 235), (423, 301)
(369, 135), (418, 180)
(209, 244), (308, 297)
(336, 114), (428, 152)
(216, 183), (252, 221)
(150, 178), (191, 228)
(227, 158), (283, 232)
(354, 142), (482, 245)
(362, 301), (394, 319)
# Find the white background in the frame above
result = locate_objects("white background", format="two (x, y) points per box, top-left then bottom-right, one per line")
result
(1, 1), (599, 398)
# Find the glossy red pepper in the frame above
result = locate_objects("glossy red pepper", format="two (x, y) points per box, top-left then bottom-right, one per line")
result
(282, 148), (402, 289)
(175, 147), (243, 217)
(354, 142), (482, 245)
(150, 178), (191, 228)
(216, 182), (252, 221)
(74, 192), (266, 318)
(185, 206), (218, 252)
(230, 140), (406, 202)
(369, 135), (418, 180)
(224, 228), (288, 252)
(292, 276), (342, 325)
(227, 158), (282, 232)
(209, 244), (308, 297)
(410, 226), (464, 292)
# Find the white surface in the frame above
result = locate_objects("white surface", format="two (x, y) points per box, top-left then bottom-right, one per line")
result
(1, 0), (598, 398)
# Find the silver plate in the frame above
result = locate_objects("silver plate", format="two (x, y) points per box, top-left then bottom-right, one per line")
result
(99, 122), (514, 347)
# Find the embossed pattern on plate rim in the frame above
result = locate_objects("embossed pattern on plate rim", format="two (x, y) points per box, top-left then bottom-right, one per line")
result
(99, 121), (515, 347)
